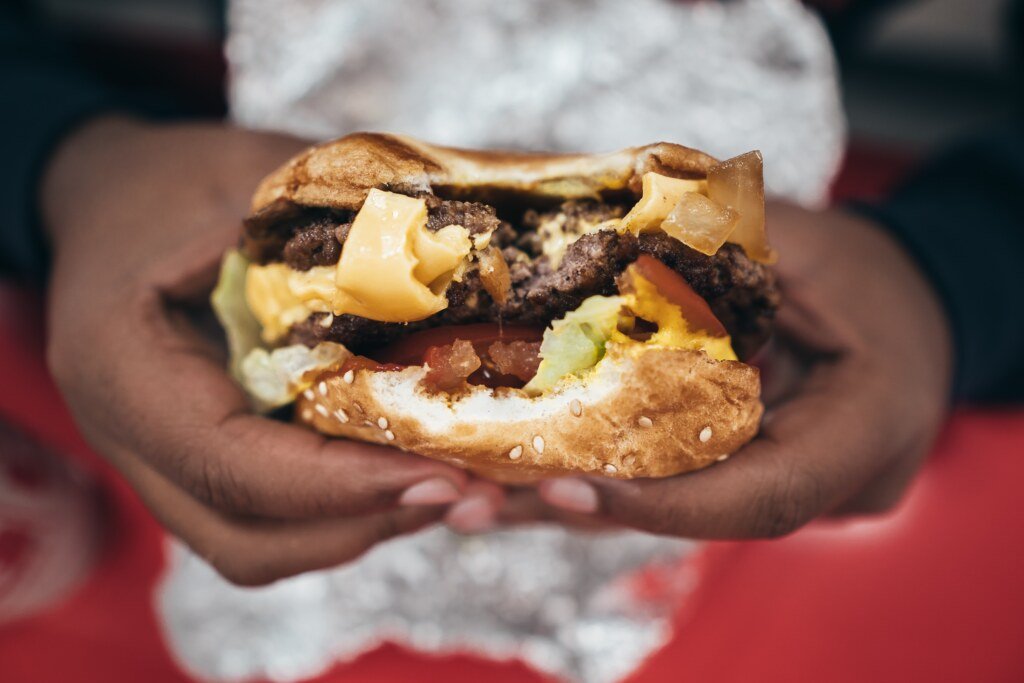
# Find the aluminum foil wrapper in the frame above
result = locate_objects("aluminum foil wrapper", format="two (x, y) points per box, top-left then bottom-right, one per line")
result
(158, 2), (846, 681)
(159, 529), (698, 683)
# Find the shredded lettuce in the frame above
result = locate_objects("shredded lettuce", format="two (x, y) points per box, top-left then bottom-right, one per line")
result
(210, 249), (263, 381)
(211, 249), (350, 410)
(523, 295), (625, 395)
(239, 343), (349, 410)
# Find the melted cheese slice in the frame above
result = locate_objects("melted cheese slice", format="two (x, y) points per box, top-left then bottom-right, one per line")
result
(245, 264), (333, 343)
(246, 189), (471, 341)
(619, 173), (707, 234)
(335, 189), (470, 320)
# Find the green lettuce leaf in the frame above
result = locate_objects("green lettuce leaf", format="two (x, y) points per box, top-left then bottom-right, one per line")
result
(210, 249), (263, 382)
(523, 295), (624, 395)
(239, 343), (349, 410)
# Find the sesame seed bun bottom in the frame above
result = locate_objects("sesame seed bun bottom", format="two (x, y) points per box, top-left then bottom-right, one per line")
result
(296, 343), (763, 482)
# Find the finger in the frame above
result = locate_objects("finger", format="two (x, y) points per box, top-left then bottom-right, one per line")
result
(497, 487), (621, 531)
(829, 437), (926, 516)
(110, 444), (442, 586)
(755, 281), (857, 407)
(444, 479), (505, 534)
(541, 292), (901, 539)
(58, 285), (468, 520)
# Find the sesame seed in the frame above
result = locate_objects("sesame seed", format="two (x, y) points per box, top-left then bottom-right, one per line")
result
(532, 435), (545, 454)
(699, 426), (713, 443)
(384, 429), (395, 441)
(315, 404), (329, 418)
(334, 408), (349, 423)
(603, 463), (617, 474)
(343, 369), (355, 384)
(508, 445), (523, 460)
(319, 313), (334, 328)
(302, 389), (315, 401)
(717, 454), (729, 462)
(638, 416), (653, 428)
(377, 416), (389, 430)
(318, 381), (328, 396)
(301, 408), (313, 421)
(570, 399), (583, 417)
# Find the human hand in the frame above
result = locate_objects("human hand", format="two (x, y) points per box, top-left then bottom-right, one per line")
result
(533, 202), (952, 538)
(42, 118), (471, 584)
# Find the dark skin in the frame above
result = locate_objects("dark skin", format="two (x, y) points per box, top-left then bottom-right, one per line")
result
(42, 117), (952, 582)
(43, 118), (473, 585)
(535, 202), (952, 534)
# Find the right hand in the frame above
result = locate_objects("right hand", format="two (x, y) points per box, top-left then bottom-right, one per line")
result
(42, 117), (471, 585)
(534, 203), (952, 538)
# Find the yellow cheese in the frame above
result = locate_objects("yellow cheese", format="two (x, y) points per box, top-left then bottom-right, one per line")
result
(335, 189), (470, 321)
(288, 265), (338, 306)
(620, 173), (707, 234)
(245, 189), (472, 340)
(245, 263), (333, 343)
(413, 224), (473, 288)
(525, 272), (736, 394)
(617, 275), (736, 361)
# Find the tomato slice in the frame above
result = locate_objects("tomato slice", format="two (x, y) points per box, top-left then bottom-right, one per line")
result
(422, 339), (483, 392)
(625, 254), (728, 337)
(375, 323), (545, 365)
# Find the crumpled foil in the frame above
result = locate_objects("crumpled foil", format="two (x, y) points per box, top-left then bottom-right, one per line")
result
(159, 529), (697, 683)
(157, 2), (846, 681)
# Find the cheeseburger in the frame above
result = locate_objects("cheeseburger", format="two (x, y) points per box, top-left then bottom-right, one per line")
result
(212, 133), (779, 482)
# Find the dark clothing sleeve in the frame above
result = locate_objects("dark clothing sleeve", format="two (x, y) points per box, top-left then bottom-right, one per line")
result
(855, 121), (1024, 402)
(0, 7), (120, 281)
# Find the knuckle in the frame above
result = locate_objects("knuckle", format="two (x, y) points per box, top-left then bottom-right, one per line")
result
(850, 497), (899, 516)
(209, 553), (279, 587)
(180, 450), (255, 515)
(604, 483), (692, 537)
(200, 532), (282, 587)
(842, 481), (910, 516)
(369, 514), (401, 547)
(750, 467), (822, 538)
(644, 499), (693, 536)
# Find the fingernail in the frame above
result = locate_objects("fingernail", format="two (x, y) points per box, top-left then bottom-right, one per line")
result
(399, 478), (461, 506)
(540, 478), (599, 514)
(444, 495), (496, 534)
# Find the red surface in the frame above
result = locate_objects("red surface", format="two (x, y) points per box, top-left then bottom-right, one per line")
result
(2, 147), (1023, 682)
(829, 140), (918, 203)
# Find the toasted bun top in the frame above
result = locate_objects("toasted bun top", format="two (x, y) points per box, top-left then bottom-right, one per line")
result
(250, 133), (719, 215)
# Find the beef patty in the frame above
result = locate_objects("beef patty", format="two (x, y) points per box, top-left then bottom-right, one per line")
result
(244, 194), (502, 272)
(244, 198), (779, 360)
